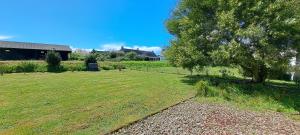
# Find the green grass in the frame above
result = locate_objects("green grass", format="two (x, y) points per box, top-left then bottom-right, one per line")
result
(190, 74), (300, 121)
(0, 70), (195, 134)
(1, 61), (299, 134)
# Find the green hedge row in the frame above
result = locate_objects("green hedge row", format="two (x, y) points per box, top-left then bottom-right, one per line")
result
(0, 61), (170, 74)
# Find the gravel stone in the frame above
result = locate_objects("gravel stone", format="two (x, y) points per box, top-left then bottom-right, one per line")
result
(111, 100), (300, 135)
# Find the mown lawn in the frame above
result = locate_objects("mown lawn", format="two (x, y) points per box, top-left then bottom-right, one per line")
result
(0, 70), (195, 134)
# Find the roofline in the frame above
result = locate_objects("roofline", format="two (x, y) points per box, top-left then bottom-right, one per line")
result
(0, 40), (70, 47)
(0, 40), (72, 52)
(0, 47), (72, 52)
(120, 47), (155, 53)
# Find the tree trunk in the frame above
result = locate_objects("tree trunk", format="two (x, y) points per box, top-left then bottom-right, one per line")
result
(252, 64), (268, 83)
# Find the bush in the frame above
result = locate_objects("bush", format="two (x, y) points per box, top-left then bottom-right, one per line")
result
(124, 52), (138, 61)
(16, 62), (37, 73)
(110, 51), (125, 59)
(101, 65), (114, 70)
(63, 62), (86, 72)
(69, 53), (85, 61)
(195, 81), (210, 97)
(0, 64), (4, 76)
(219, 68), (231, 78)
(84, 54), (97, 67)
(45, 51), (62, 67)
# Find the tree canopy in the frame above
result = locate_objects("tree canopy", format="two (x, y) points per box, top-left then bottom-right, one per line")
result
(165, 0), (300, 82)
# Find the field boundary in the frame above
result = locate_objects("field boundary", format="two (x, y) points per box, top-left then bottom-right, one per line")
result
(106, 95), (196, 135)
(127, 68), (189, 76)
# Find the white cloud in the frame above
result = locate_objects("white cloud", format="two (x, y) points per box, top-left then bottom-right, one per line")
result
(0, 35), (14, 40)
(70, 46), (93, 52)
(99, 42), (126, 51)
(99, 42), (162, 54)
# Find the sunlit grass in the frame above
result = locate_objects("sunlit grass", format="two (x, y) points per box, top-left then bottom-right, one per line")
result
(0, 70), (195, 134)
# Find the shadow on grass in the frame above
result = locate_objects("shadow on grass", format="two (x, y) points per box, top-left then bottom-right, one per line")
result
(182, 74), (300, 114)
(47, 66), (67, 73)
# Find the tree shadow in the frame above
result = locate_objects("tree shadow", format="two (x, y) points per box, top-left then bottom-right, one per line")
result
(182, 74), (300, 114)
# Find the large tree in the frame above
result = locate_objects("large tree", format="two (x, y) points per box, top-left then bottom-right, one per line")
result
(165, 0), (300, 83)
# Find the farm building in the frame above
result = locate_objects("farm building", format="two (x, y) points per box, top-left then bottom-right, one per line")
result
(120, 46), (160, 61)
(0, 41), (72, 60)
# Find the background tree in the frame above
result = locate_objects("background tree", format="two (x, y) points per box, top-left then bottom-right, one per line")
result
(124, 51), (138, 61)
(165, 0), (300, 83)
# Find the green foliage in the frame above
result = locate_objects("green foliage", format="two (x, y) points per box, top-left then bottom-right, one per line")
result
(192, 75), (299, 119)
(166, 0), (300, 83)
(122, 61), (170, 70)
(124, 51), (137, 60)
(0, 64), (4, 76)
(45, 51), (62, 67)
(61, 61), (86, 72)
(195, 81), (210, 97)
(84, 54), (97, 67)
(219, 68), (232, 78)
(99, 61), (125, 71)
(69, 52), (85, 60)
(96, 53), (110, 61)
(110, 51), (125, 59)
(15, 62), (38, 73)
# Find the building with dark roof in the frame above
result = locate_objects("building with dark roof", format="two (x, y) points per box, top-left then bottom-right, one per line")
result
(0, 41), (72, 60)
(120, 46), (160, 61)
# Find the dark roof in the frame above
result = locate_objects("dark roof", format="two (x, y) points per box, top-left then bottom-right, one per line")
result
(0, 41), (72, 52)
(120, 47), (158, 58)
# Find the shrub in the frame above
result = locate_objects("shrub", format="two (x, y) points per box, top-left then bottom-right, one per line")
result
(219, 68), (231, 78)
(124, 52), (138, 61)
(84, 54), (97, 67)
(110, 51), (125, 59)
(102, 65), (114, 70)
(63, 62), (86, 72)
(112, 63), (126, 71)
(0, 63), (16, 73)
(0, 64), (4, 76)
(195, 81), (210, 97)
(69, 52), (84, 61)
(16, 62), (37, 73)
(45, 51), (62, 67)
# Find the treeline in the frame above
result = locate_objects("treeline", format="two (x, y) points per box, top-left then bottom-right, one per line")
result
(70, 50), (152, 61)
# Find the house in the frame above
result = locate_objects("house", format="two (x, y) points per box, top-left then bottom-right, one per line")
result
(0, 41), (72, 60)
(120, 46), (160, 61)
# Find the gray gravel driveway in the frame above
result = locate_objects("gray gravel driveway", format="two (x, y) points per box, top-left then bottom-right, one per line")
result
(112, 100), (300, 135)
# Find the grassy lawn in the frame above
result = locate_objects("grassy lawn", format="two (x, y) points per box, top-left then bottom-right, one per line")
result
(188, 74), (300, 121)
(0, 70), (195, 134)
(1, 62), (299, 134)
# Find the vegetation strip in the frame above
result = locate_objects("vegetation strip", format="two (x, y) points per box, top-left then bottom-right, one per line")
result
(106, 96), (196, 135)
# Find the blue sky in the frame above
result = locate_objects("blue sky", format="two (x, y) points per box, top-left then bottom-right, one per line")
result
(0, 0), (178, 54)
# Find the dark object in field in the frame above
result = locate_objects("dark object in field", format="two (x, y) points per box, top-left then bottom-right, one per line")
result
(87, 63), (99, 71)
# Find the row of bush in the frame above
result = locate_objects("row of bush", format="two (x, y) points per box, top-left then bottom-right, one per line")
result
(0, 61), (170, 74)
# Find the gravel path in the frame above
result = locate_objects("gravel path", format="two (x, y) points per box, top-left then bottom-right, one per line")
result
(112, 100), (300, 135)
